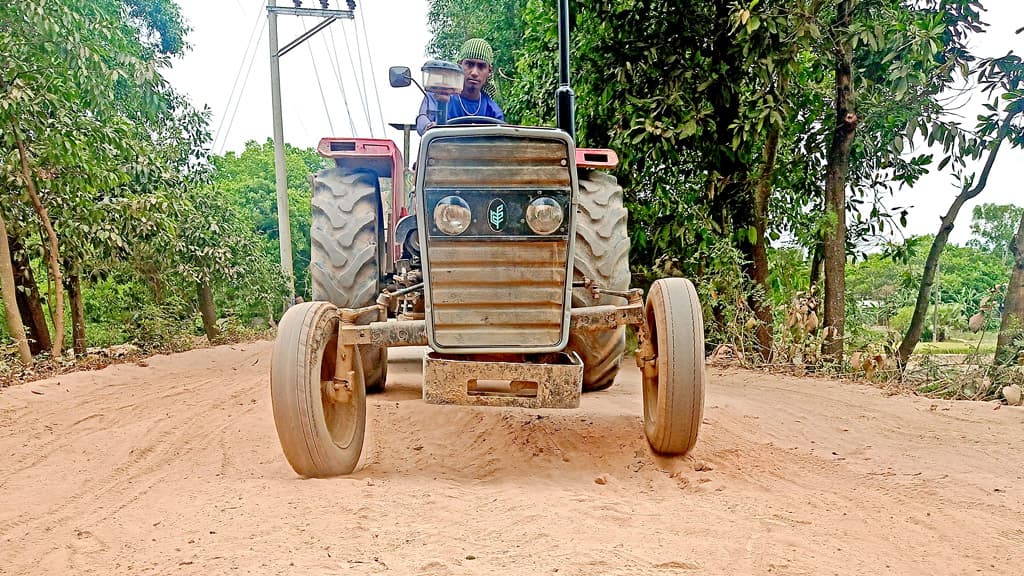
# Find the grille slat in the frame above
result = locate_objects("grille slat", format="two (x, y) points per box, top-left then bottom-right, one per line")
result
(433, 286), (563, 306)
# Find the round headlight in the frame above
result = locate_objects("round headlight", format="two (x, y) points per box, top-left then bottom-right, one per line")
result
(434, 195), (472, 235)
(526, 197), (564, 235)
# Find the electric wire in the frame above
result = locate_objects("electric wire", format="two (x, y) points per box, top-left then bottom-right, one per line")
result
(357, 5), (387, 136)
(349, 16), (376, 137)
(339, 21), (373, 136)
(302, 16), (336, 135)
(325, 26), (358, 135)
(218, 23), (266, 155)
(213, 0), (265, 154)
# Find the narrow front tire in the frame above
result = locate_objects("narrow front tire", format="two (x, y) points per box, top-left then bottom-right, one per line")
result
(271, 301), (366, 477)
(642, 278), (706, 455)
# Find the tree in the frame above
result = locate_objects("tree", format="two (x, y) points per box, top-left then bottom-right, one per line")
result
(995, 209), (1024, 365)
(209, 139), (325, 300)
(432, 0), (985, 366)
(897, 50), (1024, 366)
(0, 0), (188, 358)
(967, 203), (1024, 262)
(820, 0), (858, 360)
(0, 212), (31, 365)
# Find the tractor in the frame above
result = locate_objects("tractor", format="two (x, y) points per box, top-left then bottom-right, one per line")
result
(270, 0), (706, 478)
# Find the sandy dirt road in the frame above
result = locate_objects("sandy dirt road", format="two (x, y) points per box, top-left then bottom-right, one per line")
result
(1, 340), (1022, 575)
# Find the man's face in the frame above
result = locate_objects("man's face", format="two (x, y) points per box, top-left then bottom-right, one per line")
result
(461, 58), (491, 94)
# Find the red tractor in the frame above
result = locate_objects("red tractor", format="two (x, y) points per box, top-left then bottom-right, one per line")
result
(270, 0), (705, 477)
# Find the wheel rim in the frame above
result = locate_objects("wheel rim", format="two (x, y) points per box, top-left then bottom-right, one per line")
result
(318, 326), (360, 449)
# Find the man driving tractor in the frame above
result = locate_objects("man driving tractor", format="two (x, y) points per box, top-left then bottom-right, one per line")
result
(416, 38), (505, 135)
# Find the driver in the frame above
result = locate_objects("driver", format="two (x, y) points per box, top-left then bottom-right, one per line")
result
(416, 38), (505, 135)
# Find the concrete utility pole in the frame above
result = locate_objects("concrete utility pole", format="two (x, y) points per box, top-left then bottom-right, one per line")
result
(268, 0), (294, 303)
(267, 0), (354, 306)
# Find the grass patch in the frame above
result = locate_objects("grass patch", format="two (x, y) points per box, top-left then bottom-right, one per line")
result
(915, 330), (996, 355)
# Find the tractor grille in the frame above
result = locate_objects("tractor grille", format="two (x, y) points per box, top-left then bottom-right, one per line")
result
(418, 130), (576, 352)
(427, 240), (568, 349)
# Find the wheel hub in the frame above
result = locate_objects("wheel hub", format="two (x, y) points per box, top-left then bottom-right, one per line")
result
(324, 377), (353, 404)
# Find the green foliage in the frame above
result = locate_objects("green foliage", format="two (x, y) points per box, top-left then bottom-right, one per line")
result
(0, 1), (292, 361)
(431, 0), (988, 355)
(209, 139), (327, 300)
(891, 303), (963, 341)
(967, 203), (1024, 262)
(847, 236), (1009, 325)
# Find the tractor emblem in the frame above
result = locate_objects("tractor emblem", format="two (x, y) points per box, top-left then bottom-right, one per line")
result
(488, 199), (506, 232)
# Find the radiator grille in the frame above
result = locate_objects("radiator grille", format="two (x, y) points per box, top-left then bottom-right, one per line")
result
(419, 131), (575, 352)
(428, 240), (568, 349)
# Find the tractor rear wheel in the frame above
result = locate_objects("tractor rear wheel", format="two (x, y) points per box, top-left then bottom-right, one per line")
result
(642, 278), (705, 455)
(271, 301), (366, 477)
(311, 168), (387, 393)
(567, 170), (630, 391)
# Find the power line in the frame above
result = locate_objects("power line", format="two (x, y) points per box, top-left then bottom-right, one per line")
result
(214, 1), (266, 153)
(339, 20), (373, 136)
(325, 26), (358, 136)
(302, 17), (336, 135)
(357, 4), (387, 137)
(349, 16), (376, 137)
(218, 20), (266, 155)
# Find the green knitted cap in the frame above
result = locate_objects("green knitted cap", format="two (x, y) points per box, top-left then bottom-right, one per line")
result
(458, 38), (493, 65)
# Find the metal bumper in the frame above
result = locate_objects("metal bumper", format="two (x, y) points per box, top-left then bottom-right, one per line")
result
(422, 351), (583, 409)
(334, 301), (644, 409)
(338, 302), (644, 347)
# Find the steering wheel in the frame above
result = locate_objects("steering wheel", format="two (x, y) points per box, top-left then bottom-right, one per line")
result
(447, 115), (504, 126)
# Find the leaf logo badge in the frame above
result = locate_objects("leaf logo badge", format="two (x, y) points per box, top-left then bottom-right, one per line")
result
(488, 199), (506, 232)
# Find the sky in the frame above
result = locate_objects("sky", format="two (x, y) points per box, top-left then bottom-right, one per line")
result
(164, 0), (1023, 247)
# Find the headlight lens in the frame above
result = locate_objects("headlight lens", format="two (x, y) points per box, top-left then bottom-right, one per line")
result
(434, 195), (472, 235)
(526, 197), (564, 235)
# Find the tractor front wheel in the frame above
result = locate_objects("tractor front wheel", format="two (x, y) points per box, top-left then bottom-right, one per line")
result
(642, 278), (705, 455)
(271, 301), (366, 477)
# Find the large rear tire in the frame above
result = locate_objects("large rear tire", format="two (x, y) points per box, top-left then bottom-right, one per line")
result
(567, 170), (631, 391)
(311, 168), (387, 393)
(643, 278), (705, 455)
(271, 301), (366, 477)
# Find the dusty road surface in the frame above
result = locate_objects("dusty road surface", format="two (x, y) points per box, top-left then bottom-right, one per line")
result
(1, 341), (1022, 575)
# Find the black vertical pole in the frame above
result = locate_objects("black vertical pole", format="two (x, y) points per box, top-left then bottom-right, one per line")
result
(555, 0), (575, 142)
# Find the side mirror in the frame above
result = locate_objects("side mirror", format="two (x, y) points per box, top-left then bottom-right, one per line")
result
(389, 66), (412, 88)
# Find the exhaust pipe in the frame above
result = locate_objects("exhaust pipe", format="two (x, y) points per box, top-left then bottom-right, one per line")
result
(555, 0), (575, 142)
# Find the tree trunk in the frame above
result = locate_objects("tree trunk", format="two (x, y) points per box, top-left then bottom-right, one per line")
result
(994, 210), (1024, 366)
(0, 212), (33, 365)
(67, 270), (87, 357)
(822, 0), (858, 362)
(198, 280), (220, 342)
(8, 233), (52, 354)
(809, 240), (825, 292)
(13, 123), (64, 359)
(897, 108), (1020, 367)
(749, 124), (781, 362)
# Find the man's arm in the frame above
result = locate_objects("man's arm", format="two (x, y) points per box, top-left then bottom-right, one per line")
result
(416, 94), (435, 136)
